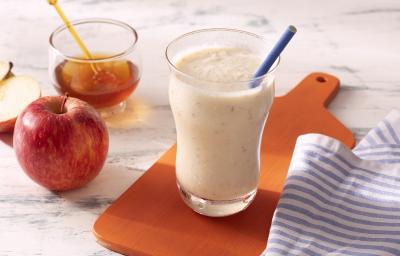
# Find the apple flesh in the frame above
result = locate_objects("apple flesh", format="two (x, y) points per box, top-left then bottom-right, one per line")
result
(0, 76), (41, 133)
(0, 61), (12, 81)
(13, 96), (109, 191)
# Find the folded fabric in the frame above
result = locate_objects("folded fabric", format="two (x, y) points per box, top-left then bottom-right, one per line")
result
(263, 109), (400, 256)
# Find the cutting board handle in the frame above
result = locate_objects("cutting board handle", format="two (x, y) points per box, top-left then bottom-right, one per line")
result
(283, 72), (340, 107)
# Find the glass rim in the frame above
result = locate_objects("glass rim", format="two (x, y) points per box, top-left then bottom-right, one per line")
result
(49, 18), (138, 63)
(165, 28), (280, 86)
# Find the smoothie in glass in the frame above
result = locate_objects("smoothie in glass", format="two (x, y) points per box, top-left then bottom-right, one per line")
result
(166, 29), (277, 217)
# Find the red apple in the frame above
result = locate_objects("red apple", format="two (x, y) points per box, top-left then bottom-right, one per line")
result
(13, 95), (109, 191)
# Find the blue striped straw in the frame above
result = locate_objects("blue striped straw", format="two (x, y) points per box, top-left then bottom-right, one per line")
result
(250, 25), (297, 88)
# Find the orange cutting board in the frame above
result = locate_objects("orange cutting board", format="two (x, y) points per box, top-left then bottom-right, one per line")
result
(93, 72), (355, 256)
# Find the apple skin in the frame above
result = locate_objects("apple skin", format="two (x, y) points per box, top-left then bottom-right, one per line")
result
(0, 117), (16, 133)
(13, 96), (109, 191)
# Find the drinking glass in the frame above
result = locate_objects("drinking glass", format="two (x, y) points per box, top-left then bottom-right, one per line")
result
(166, 28), (279, 217)
(49, 18), (141, 116)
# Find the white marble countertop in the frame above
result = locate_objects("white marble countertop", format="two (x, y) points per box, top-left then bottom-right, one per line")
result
(0, 0), (399, 255)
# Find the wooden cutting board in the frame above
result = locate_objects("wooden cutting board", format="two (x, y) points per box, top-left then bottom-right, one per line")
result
(93, 72), (355, 256)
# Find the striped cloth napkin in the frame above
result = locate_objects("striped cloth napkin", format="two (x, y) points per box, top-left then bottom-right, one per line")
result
(263, 109), (400, 256)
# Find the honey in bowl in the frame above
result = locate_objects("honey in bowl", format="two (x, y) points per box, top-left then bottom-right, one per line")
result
(54, 55), (140, 108)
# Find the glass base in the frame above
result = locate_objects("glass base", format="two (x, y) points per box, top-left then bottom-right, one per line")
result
(177, 183), (257, 217)
(97, 101), (127, 119)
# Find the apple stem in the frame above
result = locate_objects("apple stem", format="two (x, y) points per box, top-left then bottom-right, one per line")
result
(60, 93), (69, 114)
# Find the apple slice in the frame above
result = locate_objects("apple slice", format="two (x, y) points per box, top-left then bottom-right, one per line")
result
(0, 76), (41, 133)
(0, 61), (13, 81)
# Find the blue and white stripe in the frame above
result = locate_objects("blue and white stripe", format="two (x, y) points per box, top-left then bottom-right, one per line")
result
(264, 109), (400, 256)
